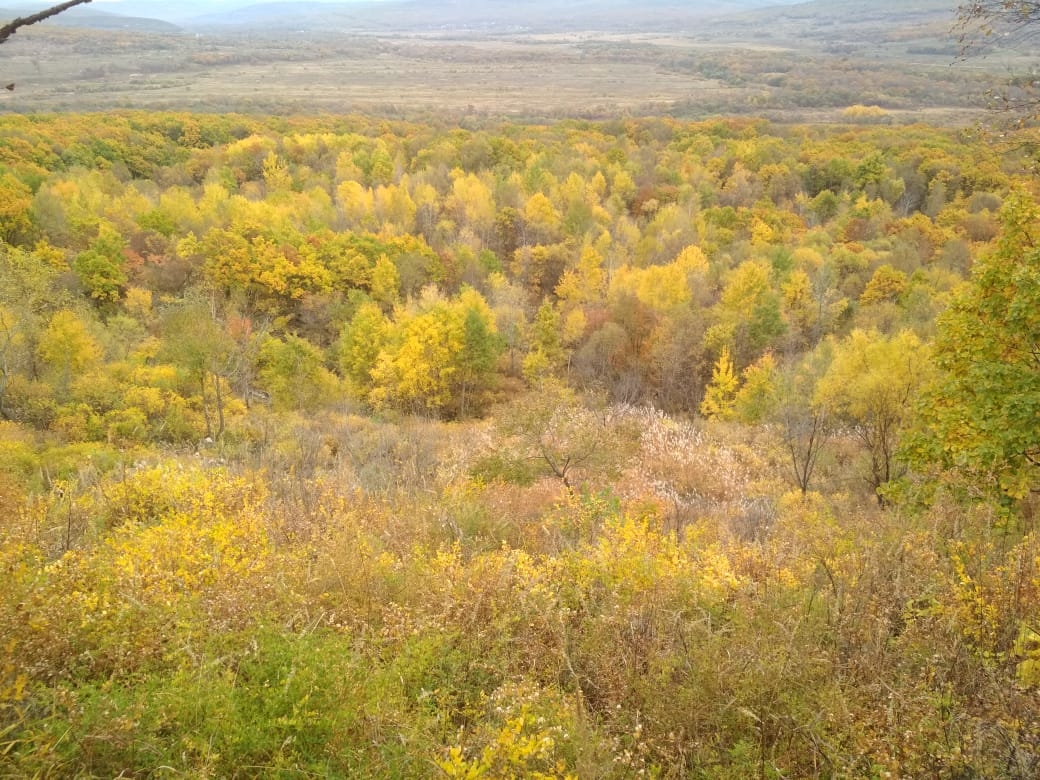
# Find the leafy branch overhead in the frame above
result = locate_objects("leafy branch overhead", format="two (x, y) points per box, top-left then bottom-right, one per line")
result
(0, 0), (93, 46)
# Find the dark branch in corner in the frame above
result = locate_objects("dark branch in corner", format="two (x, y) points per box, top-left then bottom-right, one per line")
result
(0, 0), (94, 46)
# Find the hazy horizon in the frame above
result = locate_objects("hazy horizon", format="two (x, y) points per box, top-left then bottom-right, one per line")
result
(9, 0), (814, 25)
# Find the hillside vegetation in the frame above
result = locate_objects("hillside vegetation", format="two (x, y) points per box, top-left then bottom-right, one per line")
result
(0, 111), (1039, 777)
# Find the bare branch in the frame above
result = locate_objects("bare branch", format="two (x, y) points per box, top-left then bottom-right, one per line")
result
(956, 2), (1040, 127)
(0, 0), (93, 46)
(957, 1), (1040, 53)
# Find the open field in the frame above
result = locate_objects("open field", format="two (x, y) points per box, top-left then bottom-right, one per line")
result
(0, 17), (1016, 123)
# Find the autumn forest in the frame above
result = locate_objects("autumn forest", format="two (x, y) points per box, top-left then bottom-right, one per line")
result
(1, 3), (1040, 777)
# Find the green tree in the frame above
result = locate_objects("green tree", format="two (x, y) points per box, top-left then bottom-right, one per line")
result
(906, 191), (1040, 500)
(456, 302), (501, 418)
(160, 298), (245, 440)
(522, 299), (565, 382)
(707, 260), (786, 365)
(258, 334), (340, 412)
(72, 224), (127, 305)
(337, 301), (390, 397)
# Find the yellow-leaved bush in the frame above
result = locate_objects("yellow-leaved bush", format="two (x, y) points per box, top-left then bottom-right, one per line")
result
(2, 463), (305, 681)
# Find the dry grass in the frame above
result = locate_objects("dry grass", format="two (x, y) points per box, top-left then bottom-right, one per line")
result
(0, 24), (998, 123)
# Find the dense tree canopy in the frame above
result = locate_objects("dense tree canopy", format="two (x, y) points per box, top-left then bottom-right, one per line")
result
(1, 110), (1039, 778)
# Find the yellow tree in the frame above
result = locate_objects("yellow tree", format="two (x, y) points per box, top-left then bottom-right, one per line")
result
(555, 244), (606, 308)
(450, 171), (496, 246)
(337, 180), (377, 231)
(0, 243), (66, 389)
(608, 245), (706, 314)
(0, 173), (32, 243)
(733, 352), (778, 424)
(374, 181), (417, 234)
(859, 264), (908, 306)
(700, 346), (739, 421)
(523, 192), (561, 244)
(261, 151), (292, 193)
(369, 254), (400, 307)
(190, 227), (332, 314)
(522, 299), (565, 382)
(37, 309), (101, 394)
(816, 329), (932, 505)
(369, 287), (500, 418)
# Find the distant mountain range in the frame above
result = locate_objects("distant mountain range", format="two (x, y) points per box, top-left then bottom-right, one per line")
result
(2, 0), (815, 33)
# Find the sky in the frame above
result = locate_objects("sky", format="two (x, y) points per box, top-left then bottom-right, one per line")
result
(71, 0), (394, 24)
(33, 0), (811, 25)
(89, 0), (389, 5)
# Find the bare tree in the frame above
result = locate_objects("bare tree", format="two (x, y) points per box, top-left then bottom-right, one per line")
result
(0, 1), (94, 47)
(781, 399), (829, 496)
